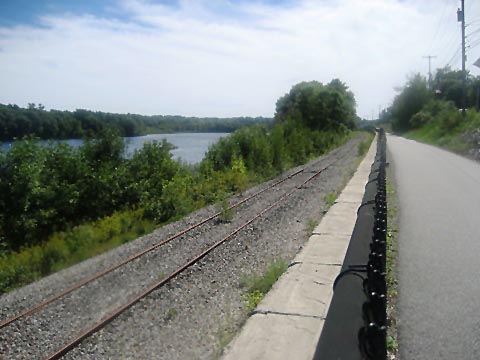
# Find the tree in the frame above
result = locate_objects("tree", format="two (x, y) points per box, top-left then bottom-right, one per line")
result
(391, 74), (431, 132)
(274, 80), (357, 131)
(432, 67), (480, 110)
(433, 67), (464, 108)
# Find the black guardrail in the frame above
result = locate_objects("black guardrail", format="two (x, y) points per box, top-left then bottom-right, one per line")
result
(313, 129), (387, 360)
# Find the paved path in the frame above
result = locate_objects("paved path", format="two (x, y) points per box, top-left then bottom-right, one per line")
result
(388, 135), (480, 359)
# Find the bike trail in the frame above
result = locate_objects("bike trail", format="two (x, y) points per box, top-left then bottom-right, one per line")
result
(388, 135), (480, 359)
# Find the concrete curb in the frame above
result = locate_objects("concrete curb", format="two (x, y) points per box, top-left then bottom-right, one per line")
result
(221, 137), (378, 360)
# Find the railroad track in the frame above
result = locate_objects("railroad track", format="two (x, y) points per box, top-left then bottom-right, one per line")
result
(0, 162), (308, 331)
(0, 138), (361, 359)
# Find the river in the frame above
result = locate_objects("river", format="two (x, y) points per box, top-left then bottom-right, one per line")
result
(1, 133), (228, 164)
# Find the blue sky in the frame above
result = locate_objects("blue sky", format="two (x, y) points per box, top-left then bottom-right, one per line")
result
(0, 0), (294, 26)
(0, 0), (479, 118)
(0, 0), (116, 26)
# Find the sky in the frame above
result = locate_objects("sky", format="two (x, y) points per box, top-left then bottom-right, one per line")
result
(0, 0), (479, 119)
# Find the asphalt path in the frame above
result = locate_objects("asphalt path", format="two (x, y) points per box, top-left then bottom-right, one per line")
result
(387, 135), (480, 359)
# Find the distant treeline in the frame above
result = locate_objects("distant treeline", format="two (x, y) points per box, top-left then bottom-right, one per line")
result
(0, 103), (271, 141)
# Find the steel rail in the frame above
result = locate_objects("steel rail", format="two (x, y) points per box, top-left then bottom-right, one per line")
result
(44, 158), (338, 360)
(0, 159), (324, 329)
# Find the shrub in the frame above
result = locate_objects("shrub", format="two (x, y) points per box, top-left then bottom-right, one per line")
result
(241, 259), (288, 313)
(410, 111), (433, 129)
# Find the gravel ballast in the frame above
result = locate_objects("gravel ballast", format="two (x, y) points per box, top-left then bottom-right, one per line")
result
(0, 134), (367, 359)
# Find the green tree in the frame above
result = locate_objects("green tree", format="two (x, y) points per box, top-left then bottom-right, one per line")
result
(274, 80), (356, 131)
(391, 74), (431, 132)
(127, 140), (180, 221)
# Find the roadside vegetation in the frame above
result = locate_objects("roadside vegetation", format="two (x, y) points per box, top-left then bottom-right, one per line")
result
(0, 79), (359, 294)
(357, 138), (371, 157)
(0, 210), (156, 293)
(381, 67), (480, 157)
(323, 192), (337, 207)
(240, 259), (288, 313)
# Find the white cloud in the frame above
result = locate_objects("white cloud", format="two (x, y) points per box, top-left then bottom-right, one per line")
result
(0, 0), (478, 118)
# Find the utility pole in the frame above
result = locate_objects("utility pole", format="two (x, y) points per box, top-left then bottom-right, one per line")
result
(423, 55), (436, 88)
(475, 58), (480, 110)
(458, 0), (466, 114)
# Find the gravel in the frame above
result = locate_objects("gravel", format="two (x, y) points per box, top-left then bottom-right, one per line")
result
(0, 134), (367, 360)
(461, 128), (480, 161)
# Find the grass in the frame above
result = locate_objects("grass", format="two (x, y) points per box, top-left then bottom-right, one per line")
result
(356, 132), (374, 163)
(404, 107), (480, 156)
(358, 138), (371, 157)
(240, 259), (288, 313)
(386, 178), (399, 358)
(165, 308), (178, 321)
(323, 192), (337, 207)
(213, 309), (237, 359)
(342, 132), (374, 188)
(306, 218), (318, 235)
(0, 209), (157, 294)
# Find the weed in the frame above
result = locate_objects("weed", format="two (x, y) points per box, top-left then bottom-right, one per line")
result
(357, 140), (370, 156)
(323, 192), (337, 207)
(241, 289), (263, 312)
(165, 308), (177, 321)
(387, 335), (399, 352)
(306, 218), (318, 235)
(240, 259), (287, 313)
(212, 307), (237, 359)
(216, 194), (233, 223)
(358, 133), (374, 157)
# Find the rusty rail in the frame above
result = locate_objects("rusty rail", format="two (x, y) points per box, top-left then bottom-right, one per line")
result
(44, 159), (339, 360)
(0, 158), (326, 329)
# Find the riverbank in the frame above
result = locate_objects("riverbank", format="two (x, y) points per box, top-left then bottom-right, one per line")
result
(0, 127), (359, 295)
(0, 135), (370, 359)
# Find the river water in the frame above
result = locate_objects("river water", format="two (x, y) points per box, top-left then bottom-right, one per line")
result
(1, 133), (228, 164)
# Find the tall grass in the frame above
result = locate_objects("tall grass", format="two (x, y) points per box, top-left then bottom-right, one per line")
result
(0, 209), (156, 294)
(240, 259), (288, 312)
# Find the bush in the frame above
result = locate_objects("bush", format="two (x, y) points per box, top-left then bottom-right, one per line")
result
(410, 111), (433, 128)
(203, 120), (349, 183)
(0, 78), (357, 292)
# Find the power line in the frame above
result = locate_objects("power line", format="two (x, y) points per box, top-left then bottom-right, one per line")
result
(429, 0), (453, 53)
(466, 27), (480, 38)
(432, 4), (463, 67)
(467, 18), (480, 26)
(469, 39), (480, 49)
(446, 45), (462, 68)
(438, 28), (461, 66)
